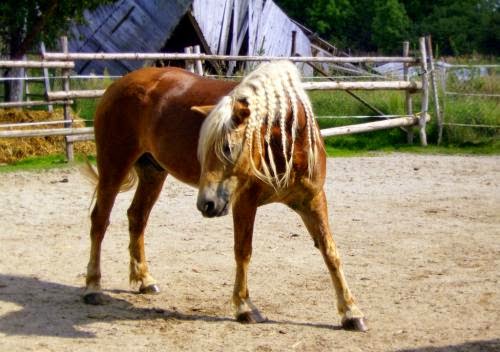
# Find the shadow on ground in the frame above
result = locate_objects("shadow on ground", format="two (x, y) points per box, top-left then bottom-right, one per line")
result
(0, 274), (342, 338)
(397, 339), (500, 352)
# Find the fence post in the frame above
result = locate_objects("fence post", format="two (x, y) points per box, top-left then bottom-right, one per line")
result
(40, 42), (53, 112)
(426, 36), (443, 145)
(193, 45), (204, 75)
(184, 46), (194, 73)
(403, 41), (414, 144)
(60, 36), (74, 161)
(418, 37), (429, 146)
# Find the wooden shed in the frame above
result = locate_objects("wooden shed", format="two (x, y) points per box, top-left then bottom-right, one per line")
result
(69, 0), (315, 75)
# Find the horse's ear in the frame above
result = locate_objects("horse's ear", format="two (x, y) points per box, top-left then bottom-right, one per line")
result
(191, 105), (215, 116)
(233, 99), (251, 125)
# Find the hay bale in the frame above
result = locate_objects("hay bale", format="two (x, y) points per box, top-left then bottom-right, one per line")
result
(0, 109), (95, 163)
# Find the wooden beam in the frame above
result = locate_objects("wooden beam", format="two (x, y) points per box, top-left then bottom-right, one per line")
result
(46, 79), (422, 102)
(426, 35), (443, 145)
(0, 60), (74, 69)
(66, 134), (94, 142)
(321, 113), (430, 137)
(403, 40), (414, 144)
(303, 81), (422, 91)
(43, 52), (418, 64)
(0, 127), (94, 138)
(418, 37), (429, 146)
(46, 90), (105, 100)
(0, 100), (71, 108)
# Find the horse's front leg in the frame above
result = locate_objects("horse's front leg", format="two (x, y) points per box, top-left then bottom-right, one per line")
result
(294, 190), (367, 331)
(231, 194), (267, 323)
(127, 162), (168, 294)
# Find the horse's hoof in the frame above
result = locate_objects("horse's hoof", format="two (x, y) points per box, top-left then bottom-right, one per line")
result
(236, 310), (268, 324)
(83, 292), (105, 305)
(341, 317), (368, 332)
(139, 284), (160, 294)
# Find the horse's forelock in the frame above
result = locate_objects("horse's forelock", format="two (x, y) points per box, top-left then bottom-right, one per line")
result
(197, 95), (235, 164)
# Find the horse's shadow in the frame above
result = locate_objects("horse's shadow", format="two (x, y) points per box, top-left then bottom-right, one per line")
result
(0, 274), (233, 338)
(0, 274), (340, 338)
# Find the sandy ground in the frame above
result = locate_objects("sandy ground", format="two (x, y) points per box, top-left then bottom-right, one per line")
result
(0, 154), (499, 352)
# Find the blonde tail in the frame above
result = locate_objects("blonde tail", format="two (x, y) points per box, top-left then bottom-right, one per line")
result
(81, 156), (138, 209)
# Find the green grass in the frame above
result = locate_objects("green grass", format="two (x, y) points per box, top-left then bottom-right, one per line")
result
(310, 82), (499, 150)
(0, 154), (95, 173)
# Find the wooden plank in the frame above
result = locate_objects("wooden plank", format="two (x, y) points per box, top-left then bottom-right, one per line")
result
(66, 134), (95, 142)
(46, 80), (422, 102)
(46, 90), (105, 100)
(40, 42), (53, 112)
(43, 52), (419, 63)
(192, 0), (227, 53)
(418, 37), (429, 146)
(403, 40), (414, 144)
(0, 100), (71, 108)
(218, 0), (234, 54)
(321, 114), (430, 137)
(426, 36), (443, 145)
(184, 46), (194, 73)
(0, 127), (94, 138)
(0, 60), (74, 68)
(0, 119), (80, 128)
(61, 36), (74, 161)
(193, 45), (204, 75)
(303, 81), (422, 91)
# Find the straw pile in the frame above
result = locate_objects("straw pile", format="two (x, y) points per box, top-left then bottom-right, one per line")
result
(0, 109), (95, 163)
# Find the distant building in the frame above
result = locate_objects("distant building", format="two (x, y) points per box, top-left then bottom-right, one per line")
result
(69, 0), (339, 75)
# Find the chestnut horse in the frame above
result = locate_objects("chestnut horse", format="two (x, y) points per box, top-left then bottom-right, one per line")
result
(84, 61), (367, 331)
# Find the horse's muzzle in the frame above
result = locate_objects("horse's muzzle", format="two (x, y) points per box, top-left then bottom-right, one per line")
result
(197, 191), (230, 218)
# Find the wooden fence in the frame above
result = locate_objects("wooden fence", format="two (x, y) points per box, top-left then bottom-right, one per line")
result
(1, 36), (437, 160)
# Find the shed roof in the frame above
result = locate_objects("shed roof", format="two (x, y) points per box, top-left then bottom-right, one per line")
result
(69, 0), (313, 75)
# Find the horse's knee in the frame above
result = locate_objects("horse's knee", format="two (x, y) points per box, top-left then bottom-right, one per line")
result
(127, 208), (147, 234)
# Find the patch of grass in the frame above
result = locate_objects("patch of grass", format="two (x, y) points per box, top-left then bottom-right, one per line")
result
(0, 154), (95, 173)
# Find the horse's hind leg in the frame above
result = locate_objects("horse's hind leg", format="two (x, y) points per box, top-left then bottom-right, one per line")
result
(84, 174), (129, 304)
(127, 155), (167, 294)
(293, 190), (367, 332)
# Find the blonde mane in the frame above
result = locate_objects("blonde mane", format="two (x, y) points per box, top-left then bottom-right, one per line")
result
(198, 61), (321, 188)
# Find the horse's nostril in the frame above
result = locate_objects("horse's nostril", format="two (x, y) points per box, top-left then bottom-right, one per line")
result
(203, 201), (215, 214)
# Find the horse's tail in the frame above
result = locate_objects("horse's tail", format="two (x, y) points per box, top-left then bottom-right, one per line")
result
(81, 156), (138, 208)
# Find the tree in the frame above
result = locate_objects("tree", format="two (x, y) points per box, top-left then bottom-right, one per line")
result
(276, 0), (499, 56)
(0, 0), (114, 101)
(417, 0), (499, 56)
(371, 0), (410, 54)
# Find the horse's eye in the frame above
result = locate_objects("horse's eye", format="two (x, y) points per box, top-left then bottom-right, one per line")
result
(223, 142), (231, 157)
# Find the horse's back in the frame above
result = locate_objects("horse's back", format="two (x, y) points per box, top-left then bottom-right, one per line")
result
(93, 67), (237, 185)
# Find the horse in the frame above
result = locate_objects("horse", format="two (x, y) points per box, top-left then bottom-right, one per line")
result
(83, 61), (367, 332)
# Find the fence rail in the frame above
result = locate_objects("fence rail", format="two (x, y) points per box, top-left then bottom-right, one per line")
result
(2, 36), (435, 160)
(0, 127), (93, 138)
(0, 60), (74, 69)
(43, 52), (419, 64)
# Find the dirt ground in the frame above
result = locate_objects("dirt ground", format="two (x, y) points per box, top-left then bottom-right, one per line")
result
(0, 154), (499, 351)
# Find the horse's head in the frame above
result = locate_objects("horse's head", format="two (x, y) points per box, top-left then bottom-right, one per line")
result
(193, 61), (321, 218)
(192, 96), (254, 217)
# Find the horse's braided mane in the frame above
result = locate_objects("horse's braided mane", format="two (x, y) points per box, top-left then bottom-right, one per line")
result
(198, 60), (321, 188)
